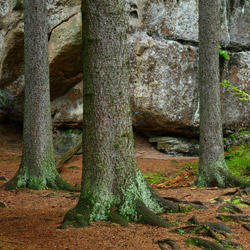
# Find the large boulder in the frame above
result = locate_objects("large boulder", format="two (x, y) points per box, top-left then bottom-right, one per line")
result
(129, 32), (199, 137)
(51, 82), (82, 128)
(0, 0), (81, 121)
(0, 0), (250, 138)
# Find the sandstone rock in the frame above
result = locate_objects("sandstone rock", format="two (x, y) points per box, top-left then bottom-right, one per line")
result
(0, 0), (250, 138)
(138, 0), (199, 42)
(129, 32), (199, 137)
(136, 0), (249, 48)
(227, 0), (250, 49)
(149, 136), (199, 156)
(0, 0), (82, 121)
(48, 12), (82, 100)
(51, 82), (82, 128)
(221, 51), (250, 131)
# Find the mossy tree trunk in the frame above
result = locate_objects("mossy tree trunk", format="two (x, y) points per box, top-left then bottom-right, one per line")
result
(6, 0), (73, 191)
(61, 0), (180, 228)
(197, 0), (243, 188)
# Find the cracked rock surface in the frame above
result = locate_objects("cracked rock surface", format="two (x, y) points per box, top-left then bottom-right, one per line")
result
(0, 0), (250, 137)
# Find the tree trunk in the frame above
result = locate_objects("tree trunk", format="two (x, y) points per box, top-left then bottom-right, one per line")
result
(6, 0), (73, 191)
(197, 0), (243, 187)
(61, 0), (180, 228)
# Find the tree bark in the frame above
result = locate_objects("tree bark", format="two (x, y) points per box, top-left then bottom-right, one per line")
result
(6, 0), (73, 191)
(61, 0), (180, 228)
(197, 0), (243, 187)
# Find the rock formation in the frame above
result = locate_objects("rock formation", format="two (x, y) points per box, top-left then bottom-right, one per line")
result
(0, 0), (250, 137)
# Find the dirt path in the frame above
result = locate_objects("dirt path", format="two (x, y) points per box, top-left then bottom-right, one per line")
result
(0, 133), (249, 250)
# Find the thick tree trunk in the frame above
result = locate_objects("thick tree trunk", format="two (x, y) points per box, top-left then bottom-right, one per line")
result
(6, 0), (73, 191)
(197, 0), (243, 187)
(61, 0), (180, 228)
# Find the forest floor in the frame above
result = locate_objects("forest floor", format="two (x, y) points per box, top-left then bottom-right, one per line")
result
(0, 127), (249, 250)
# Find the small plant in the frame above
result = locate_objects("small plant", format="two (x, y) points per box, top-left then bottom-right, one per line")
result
(65, 129), (74, 134)
(0, 89), (7, 106)
(143, 172), (168, 184)
(218, 44), (230, 60)
(221, 80), (250, 101)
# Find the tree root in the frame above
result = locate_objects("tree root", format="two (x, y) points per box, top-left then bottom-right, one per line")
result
(186, 237), (227, 250)
(188, 216), (233, 234)
(55, 137), (82, 171)
(217, 203), (244, 214)
(109, 211), (128, 227)
(219, 239), (243, 249)
(242, 223), (250, 232)
(170, 225), (205, 235)
(217, 214), (250, 223)
(156, 238), (179, 250)
(221, 184), (250, 197)
(59, 207), (91, 229)
(60, 198), (171, 228)
(162, 197), (208, 211)
(135, 199), (170, 227)
(148, 185), (181, 213)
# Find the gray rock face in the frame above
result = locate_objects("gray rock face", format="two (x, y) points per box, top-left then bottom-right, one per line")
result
(149, 136), (199, 156)
(227, 0), (250, 49)
(0, 0), (250, 137)
(51, 82), (82, 128)
(0, 0), (82, 121)
(129, 32), (199, 136)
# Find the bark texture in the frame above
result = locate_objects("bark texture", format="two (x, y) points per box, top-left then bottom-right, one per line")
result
(6, 0), (73, 191)
(61, 0), (180, 228)
(197, 0), (243, 187)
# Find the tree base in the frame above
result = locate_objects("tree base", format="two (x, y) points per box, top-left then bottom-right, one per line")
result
(5, 168), (78, 191)
(197, 155), (246, 188)
(60, 198), (172, 229)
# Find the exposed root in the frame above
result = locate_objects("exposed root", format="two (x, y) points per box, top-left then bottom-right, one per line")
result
(217, 214), (250, 223)
(163, 197), (208, 210)
(202, 222), (232, 234)
(135, 199), (170, 227)
(109, 211), (128, 227)
(187, 216), (233, 234)
(186, 237), (227, 250)
(219, 239), (243, 249)
(170, 225), (204, 234)
(148, 185), (181, 213)
(242, 223), (250, 232)
(59, 207), (91, 229)
(221, 183), (250, 197)
(156, 238), (179, 250)
(60, 198), (171, 229)
(55, 137), (82, 171)
(217, 203), (244, 214)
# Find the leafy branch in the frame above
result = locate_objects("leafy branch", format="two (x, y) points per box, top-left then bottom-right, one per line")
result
(220, 80), (250, 101)
(218, 44), (230, 60)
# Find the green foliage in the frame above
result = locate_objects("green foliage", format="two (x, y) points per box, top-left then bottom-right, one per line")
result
(218, 44), (230, 60)
(0, 201), (7, 208)
(225, 144), (250, 181)
(183, 204), (193, 212)
(231, 197), (249, 207)
(65, 129), (74, 134)
(221, 80), (250, 101)
(0, 89), (7, 106)
(170, 220), (180, 226)
(65, 129), (82, 134)
(143, 172), (168, 184)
